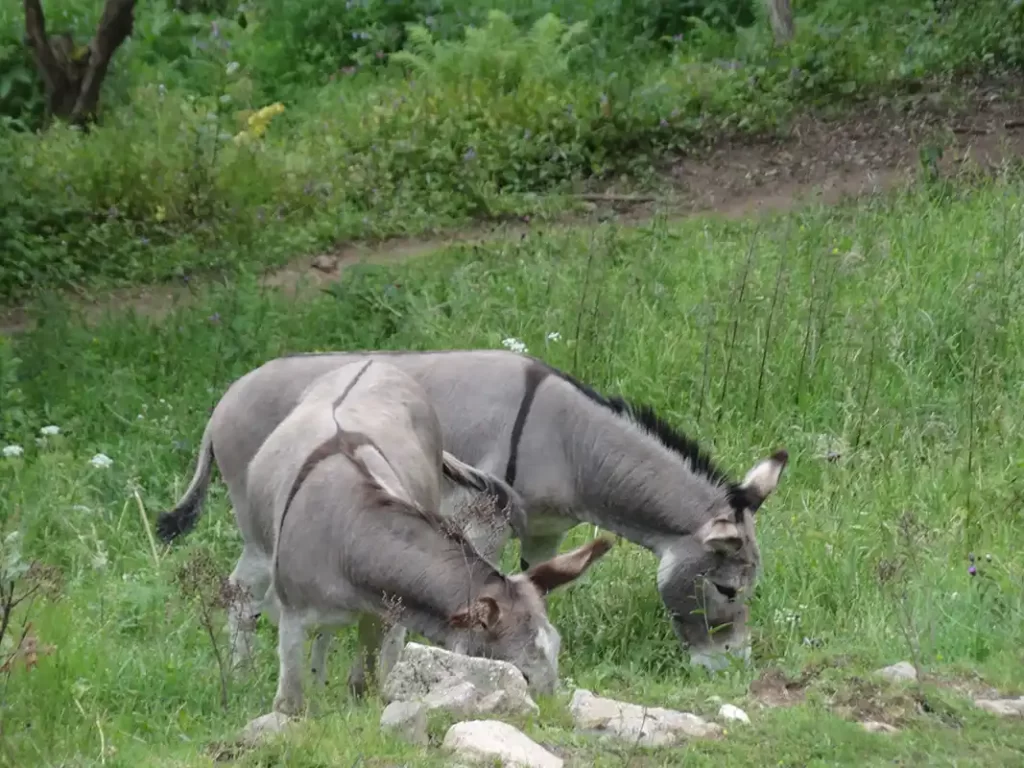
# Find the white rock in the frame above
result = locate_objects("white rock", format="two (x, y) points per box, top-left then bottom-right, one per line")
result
(239, 711), (293, 745)
(443, 720), (563, 768)
(874, 661), (917, 683)
(380, 700), (428, 745)
(860, 720), (898, 734)
(718, 703), (750, 724)
(423, 681), (479, 713)
(974, 697), (1024, 718)
(383, 642), (538, 716)
(569, 689), (723, 746)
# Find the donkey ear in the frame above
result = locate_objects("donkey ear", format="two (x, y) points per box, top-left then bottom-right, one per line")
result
(449, 596), (502, 631)
(525, 537), (615, 595)
(739, 449), (788, 512)
(702, 519), (743, 553)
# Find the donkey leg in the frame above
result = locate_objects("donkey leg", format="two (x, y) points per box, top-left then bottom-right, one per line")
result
(310, 630), (334, 687)
(226, 544), (271, 669)
(272, 611), (308, 717)
(378, 622), (407, 684)
(346, 614), (387, 697)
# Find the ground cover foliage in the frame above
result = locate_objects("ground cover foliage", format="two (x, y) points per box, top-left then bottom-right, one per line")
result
(2, 0), (1023, 299)
(1, 175), (1023, 765)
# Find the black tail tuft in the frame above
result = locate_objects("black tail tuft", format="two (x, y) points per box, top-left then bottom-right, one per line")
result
(155, 497), (203, 543)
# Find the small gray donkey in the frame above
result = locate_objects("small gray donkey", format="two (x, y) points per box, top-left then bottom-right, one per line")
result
(158, 359), (613, 715)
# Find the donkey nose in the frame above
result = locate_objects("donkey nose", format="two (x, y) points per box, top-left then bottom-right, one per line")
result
(711, 582), (738, 601)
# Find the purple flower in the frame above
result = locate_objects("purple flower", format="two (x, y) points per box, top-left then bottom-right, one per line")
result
(209, 312), (221, 324)
(968, 565), (977, 576)
(463, 147), (476, 162)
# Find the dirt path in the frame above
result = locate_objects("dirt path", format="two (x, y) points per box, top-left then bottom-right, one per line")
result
(3, 76), (1022, 337)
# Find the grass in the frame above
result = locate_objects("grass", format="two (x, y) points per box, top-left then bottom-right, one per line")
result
(2, 170), (1023, 765)
(2, 0), (1023, 300)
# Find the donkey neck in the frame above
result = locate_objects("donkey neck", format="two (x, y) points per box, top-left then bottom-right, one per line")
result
(566, 398), (730, 553)
(355, 512), (506, 643)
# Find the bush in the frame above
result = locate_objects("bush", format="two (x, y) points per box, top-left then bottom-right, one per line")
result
(2, 0), (1023, 300)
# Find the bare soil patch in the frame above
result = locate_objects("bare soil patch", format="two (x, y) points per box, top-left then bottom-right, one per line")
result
(749, 667), (809, 709)
(3, 76), (1022, 337)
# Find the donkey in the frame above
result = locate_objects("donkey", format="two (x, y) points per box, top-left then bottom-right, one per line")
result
(159, 349), (787, 672)
(158, 359), (613, 713)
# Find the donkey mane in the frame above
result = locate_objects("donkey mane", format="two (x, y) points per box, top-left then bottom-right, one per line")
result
(539, 362), (742, 497)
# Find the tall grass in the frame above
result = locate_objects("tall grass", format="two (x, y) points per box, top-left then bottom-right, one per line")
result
(2, 175), (1023, 765)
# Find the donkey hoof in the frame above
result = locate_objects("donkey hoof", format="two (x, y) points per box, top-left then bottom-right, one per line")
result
(272, 694), (304, 717)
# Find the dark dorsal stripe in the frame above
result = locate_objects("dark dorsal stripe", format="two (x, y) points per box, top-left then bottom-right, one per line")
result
(504, 362), (551, 486)
(275, 361), (374, 568)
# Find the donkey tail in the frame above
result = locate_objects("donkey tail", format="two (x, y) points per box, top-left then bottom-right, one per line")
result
(440, 451), (527, 537)
(155, 418), (216, 543)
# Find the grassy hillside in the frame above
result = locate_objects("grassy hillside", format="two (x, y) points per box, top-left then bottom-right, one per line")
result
(2, 175), (1023, 765)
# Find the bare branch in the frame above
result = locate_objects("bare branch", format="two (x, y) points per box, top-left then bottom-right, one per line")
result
(22, 0), (65, 102)
(71, 0), (136, 124)
(22, 0), (135, 125)
(763, 0), (794, 45)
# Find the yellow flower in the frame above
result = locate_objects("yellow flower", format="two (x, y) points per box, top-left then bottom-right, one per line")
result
(234, 102), (286, 144)
(154, 205), (166, 223)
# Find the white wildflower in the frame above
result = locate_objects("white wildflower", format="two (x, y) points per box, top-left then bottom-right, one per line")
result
(226, 61), (240, 76)
(501, 337), (528, 354)
(92, 547), (109, 570)
(89, 453), (113, 469)
(546, 331), (562, 342)
(40, 425), (61, 436)
(824, 543), (834, 556)
(2, 445), (24, 458)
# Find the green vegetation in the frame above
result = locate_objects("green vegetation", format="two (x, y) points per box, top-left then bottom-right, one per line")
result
(2, 0), (1023, 300)
(3, 175), (1023, 765)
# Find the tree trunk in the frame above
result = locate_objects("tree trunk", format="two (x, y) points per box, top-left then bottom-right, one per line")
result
(23, 0), (136, 127)
(763, 0), (794, 45)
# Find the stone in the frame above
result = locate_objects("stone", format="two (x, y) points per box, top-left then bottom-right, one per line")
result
(874, 661), (917, 683)
(443, 720), (563, 768)
(239, 711), (293, 745)
(974, 697), (1024, 718)
(383, 642), (539, 716)
(311, 254), (337, 272)
(422, 681), (480, 715)
(568, 689), (723, 746)
(860, 720), (898, 734)
(380, 700), (428, 745)
(718, 704), (750, 724)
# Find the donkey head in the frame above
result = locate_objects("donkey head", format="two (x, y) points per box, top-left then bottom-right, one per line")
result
(448, 537), (614, 695)
(656, 450), (787, 672)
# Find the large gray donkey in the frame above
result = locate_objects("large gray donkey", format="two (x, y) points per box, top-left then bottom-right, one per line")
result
(158, 349), (787, 672)
(161, 358), (613, 716)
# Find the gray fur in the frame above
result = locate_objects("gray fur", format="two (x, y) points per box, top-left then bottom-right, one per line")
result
(161, 360), (611, 716)
(160, 349), (786, 670)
